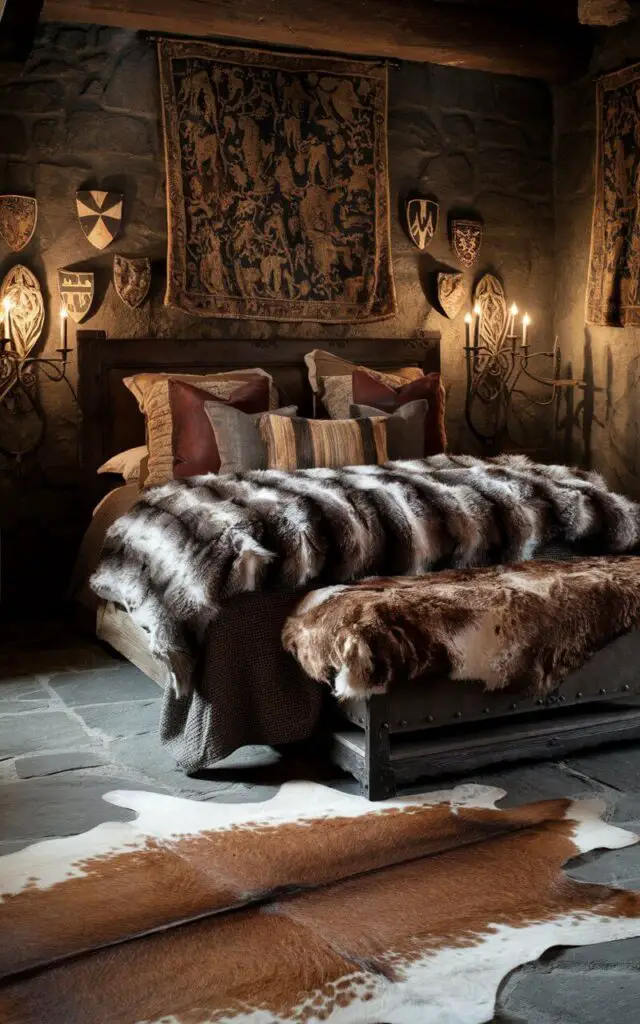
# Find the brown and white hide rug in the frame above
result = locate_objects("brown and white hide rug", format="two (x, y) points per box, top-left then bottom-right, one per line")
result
(1, 782), (640, 1024)
(283, 555), (640, 699)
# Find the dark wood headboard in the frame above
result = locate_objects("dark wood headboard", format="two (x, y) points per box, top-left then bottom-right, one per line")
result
(78, 331), (440, 494)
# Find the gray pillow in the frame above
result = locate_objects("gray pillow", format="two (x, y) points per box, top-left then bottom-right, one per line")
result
(350, 400), (428, 460)
(204, 402), (297, 474)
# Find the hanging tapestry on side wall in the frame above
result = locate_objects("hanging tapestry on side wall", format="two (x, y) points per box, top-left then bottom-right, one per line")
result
(586, 62), (640, 327)
(157, 39), (396, 323)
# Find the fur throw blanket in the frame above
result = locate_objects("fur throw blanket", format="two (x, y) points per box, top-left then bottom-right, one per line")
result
(283, 556), (640, 699)
(90, 455), (640, 696)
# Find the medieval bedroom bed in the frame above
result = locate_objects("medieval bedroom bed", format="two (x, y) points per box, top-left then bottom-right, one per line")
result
(74, 332), (640, 799)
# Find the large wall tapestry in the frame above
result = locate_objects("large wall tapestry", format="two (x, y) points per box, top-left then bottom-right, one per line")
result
(157, 40), (396, 323)
(586, 62), (640, 327)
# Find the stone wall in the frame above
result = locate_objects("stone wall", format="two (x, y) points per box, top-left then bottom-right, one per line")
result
(0, 23), (555, 613)
(554, 13), (640, 495)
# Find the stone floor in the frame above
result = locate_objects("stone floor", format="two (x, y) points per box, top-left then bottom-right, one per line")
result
(1, 620), (640, 1022)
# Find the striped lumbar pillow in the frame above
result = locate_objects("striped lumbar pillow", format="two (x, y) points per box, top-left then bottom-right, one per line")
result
(260, 414), (388, 471)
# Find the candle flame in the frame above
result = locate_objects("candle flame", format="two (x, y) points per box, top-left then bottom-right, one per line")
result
(464, 312), (472, 324)
(60, 306), (69, 319)
(510, 303), (519, 316)
(523, 314), (531, 326)
(473, 303), (481, 316)
(2, 297), (13, 312)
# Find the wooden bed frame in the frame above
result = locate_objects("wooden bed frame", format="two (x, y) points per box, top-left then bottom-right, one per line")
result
(77, 330), (640, 799)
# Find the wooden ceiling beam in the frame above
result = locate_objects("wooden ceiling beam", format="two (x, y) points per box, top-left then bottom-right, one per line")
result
(41, 0), (590, 80)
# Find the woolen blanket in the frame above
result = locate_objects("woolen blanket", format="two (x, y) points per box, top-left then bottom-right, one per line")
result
(90, 455), (640, 696)
(283, 556), (640, 699)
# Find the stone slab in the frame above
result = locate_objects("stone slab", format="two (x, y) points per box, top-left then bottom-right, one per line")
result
(74, 700), (159, 739)
(15, 751), (107, 779)
(0, 711), (90, 758)
(0, 773), (163, 843)
(565, 745), (640, 793)
(0, 701), (50, 714)
(49, 663), (161, 705)
(499, 966), (640, 1024)
(404, 761), (604, 807)
(0, 679), (49, 701)
(109, 732), (264, 800)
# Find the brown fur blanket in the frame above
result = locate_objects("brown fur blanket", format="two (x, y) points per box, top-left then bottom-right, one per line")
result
(90, 454), (640, 696)
(283, 556), (640, 698)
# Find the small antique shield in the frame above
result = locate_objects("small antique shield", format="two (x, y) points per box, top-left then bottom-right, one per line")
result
(113, 255), (151, 309)
(58, 268), (95, 323)
(0, 196), (37, 252)
(451, 218), (483, 267)
(76, 190), (123, 250)
(406, 198), (439, 250)
(474, 273), (508, 351)
(0, 264), (45, 359)
(437, 271), (465, 319)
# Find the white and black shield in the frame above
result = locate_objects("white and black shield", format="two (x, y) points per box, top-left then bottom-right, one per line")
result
(113, 255), (151, 309)
(58, 268), (95, 324)
(406, 198), (439, 250)
(76, 190), (123, 250)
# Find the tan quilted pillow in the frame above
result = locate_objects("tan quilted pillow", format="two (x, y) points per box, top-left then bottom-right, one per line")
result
(303, 349), (424, 419)
(124, 369), (278, 487)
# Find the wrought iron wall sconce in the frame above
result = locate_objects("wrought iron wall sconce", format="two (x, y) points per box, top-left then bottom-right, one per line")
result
(0, 297), (77, 460)
(463, 275), (585, 449)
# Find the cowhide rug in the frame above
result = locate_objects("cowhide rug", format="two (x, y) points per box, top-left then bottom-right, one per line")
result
(1, 782), (639, 1024)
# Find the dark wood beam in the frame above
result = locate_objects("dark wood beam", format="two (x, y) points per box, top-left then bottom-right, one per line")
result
(41, 0), (590, 80)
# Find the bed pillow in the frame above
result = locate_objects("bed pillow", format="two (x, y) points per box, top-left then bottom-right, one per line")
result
(350, 400), (428, 461)
(170, 377), (271, 480)
(351, 368), (447, 455)
(204, 403), (298, 474)
(304, 349), (424, 420)
(260, 414), (388, 472)
(97, 445), (148, 482)
(123, 369), (277, 487)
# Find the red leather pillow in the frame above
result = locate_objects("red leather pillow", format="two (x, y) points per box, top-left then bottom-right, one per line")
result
(351, 369), (446, 456)
(169, 377), (270, 478)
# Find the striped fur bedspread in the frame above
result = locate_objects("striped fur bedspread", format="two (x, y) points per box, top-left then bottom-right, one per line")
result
(89, 455), (640, 696)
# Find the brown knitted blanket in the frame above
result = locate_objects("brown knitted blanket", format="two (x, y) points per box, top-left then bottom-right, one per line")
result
(283, 556), (640, 699)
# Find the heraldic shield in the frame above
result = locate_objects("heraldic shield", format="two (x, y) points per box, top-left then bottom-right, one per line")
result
(76, 190), (123, 250)
(451, 218), (483, 268)
(406, 198), (438, 251)
(58, 268), (94, 323)
(113, 255), (151, 309)
(0, 196), (37, 252)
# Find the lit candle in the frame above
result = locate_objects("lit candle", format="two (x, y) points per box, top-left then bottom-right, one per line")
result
(2, 297), (12, 342)
(522, 313), (531, 347)
(60, 306), (69, 355)
(464, 312), (472, 347)
(473, 302), (481, 349)
(508, 303), (518, 336)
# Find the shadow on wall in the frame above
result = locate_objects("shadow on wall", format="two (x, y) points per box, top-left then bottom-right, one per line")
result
(556, 327), (613, 469)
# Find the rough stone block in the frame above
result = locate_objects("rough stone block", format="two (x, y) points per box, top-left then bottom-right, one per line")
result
(422, 153), (475, 196)
(104, 46), (159, 113)
(0, 115), (29, 157)
(0, 80), (64, 114)
(442, 113), (476, 149)
(65, 111), (157, 155)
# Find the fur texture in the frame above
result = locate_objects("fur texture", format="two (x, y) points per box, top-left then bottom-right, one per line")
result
(283, 556), (640, 698)
(90, 454), (640, 696)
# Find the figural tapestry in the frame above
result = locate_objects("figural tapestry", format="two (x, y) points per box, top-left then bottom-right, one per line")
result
(157, 40), (396, 323)
(586, 62), (640, 327)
